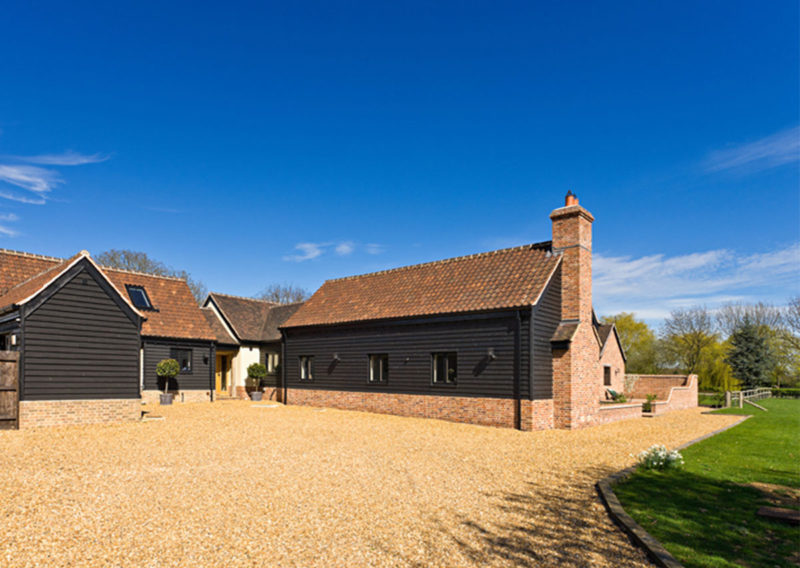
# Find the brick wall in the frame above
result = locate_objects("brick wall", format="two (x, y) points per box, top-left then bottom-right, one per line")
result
(141, 389), (211, 405)
(19, 399), (140, 428)
(650, 374), (698, 413)
(595, 402), (642, 425)
(550, 201), (601, 429)
(287, 388), (560, 431)
(626, 375), (694, 401)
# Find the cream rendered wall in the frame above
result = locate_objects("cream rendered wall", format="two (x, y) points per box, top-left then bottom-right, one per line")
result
(232, 346), (260, 388)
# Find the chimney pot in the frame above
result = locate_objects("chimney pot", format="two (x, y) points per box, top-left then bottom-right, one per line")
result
(565, 191), (579, 207)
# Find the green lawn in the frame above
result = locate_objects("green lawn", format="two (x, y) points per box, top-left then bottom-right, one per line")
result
(614, 398), (800, 568)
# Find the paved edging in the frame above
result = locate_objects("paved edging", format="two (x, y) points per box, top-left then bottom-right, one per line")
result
(596, 415), (752, 568)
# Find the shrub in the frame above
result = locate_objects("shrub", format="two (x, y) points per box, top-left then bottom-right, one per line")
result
(156, 358), (179, 394)
(612, 392), (627, 403)
(642, 393), (657, 413)
(635, 444), (684, 470)
(771, 388), (800, 398)
(247, 363), (267, 388)
(156, 358), (179, 379)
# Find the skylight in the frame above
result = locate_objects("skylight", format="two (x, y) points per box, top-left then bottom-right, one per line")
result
(126, 285), (153, 310)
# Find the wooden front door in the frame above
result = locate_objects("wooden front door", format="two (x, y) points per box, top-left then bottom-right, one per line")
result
(215, 354), (229, 395)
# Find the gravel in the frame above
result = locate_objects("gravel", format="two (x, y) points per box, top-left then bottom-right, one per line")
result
(0, 402), (741, 567)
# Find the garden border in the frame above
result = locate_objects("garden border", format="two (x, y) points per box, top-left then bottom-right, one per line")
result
(596, 414), (751, 568)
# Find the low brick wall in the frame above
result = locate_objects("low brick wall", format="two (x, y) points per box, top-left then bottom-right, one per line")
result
(652, 375), (698, 414)
(596, 402), (643, 425)
(286, 388), (559, 430)
(142, 389), (211, 405)
(19, 399), (140, 428)
(626, 374), (691, 400)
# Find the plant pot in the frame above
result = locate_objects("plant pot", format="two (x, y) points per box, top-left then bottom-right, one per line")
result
(250, 391), (263, 402)
(160, 393), (173, 405)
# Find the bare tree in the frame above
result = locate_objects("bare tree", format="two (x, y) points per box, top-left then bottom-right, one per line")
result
(784, 296), (800, 351)
(95, 249), (208, 304)
(661, 306), (716, 374)
(257, 283), (309, 304)
(716, 301), (783, 337)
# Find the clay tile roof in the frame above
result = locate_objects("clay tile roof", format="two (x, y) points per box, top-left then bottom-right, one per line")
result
(283, 242), (561, 328)
(550, 322), (579, 343)
(207, 293), (276, 342)
(260, 302), (304, 341)
(0, 253), (84, 310)
(201, 307), (238, 345)
(0, 249), (63, 294)
(596, 323), (613, 347)
(104, 269), (214, 341)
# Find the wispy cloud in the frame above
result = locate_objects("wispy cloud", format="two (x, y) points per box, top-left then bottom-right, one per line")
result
(705, 125), (800, 174)
(335, 241), (355, 256)
(0, 150), (108, 232)
(283, 241), (386, 262)
(8, 151), (109, 166)
(283, 243), (325, 262)
(594, 243), (800, 322)
(0, 213), (19, 236)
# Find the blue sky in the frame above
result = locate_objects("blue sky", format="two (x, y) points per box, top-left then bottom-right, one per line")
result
(1, 1), (798, 323)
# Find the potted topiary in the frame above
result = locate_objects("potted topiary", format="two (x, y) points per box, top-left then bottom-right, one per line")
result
(643, 393), (657, 413)
(156, 358), (179, 405)
(247, 363), (267, 401)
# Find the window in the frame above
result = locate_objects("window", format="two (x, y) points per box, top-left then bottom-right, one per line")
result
(603, 366), (612, 386)
(170, 348), (192, 374)
(368, 354), (389, 383)
(299, 356), (314, 381)
(432, 352), (457, 385)
(126, 285), (153, 310)
(267, 353), (280, 373)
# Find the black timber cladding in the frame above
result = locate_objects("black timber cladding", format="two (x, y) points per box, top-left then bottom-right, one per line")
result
(142, 339), (213, 391)
(531, 267), (561, 399)
(21, 265), (141, 401)
(284, 310), (531, 399)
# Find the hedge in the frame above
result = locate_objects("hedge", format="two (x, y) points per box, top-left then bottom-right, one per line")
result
(771, 388), (800, 398)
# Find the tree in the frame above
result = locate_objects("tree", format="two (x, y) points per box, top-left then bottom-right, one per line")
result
(95, 249), (208, 304)
(661, 307), (716, 374)
(716, 301), (783, 337)
(600, 312), (660, 374)
(257, 283), (309, 304)
(784, 296), (800, 351)
(725, 319), (774, 388)
(696, 340), (738, 392)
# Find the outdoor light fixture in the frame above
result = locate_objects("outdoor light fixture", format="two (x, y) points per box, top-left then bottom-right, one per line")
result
(333, 353), (340, 362)
(487, 348), (497, 361)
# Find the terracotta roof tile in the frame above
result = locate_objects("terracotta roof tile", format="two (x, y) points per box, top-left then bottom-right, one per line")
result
(283, 242), (561, 328)
(207, 293), (276, 342)
(104, 269), (214, 341)
(0, 249), (63, 294)
(0, 253), (83, 310)
(200, 307), (238, 345)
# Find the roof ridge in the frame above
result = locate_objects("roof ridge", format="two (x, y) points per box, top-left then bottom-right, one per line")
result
(327, 241), (554, 283)
(0, 248), (64, 262)
(101, 266), (185, 282)
(211, 291), (277, 304)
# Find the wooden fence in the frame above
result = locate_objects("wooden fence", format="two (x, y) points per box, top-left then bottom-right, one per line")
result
(725, 387), (772, 408)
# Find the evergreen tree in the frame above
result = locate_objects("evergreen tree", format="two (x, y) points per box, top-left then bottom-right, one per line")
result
(725, 319), (774, 388)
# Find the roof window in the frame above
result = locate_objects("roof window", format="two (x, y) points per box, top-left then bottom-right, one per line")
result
(126, 285), (154, 310)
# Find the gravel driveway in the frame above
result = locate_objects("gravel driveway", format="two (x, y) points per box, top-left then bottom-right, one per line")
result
(0, 402), (740, 567)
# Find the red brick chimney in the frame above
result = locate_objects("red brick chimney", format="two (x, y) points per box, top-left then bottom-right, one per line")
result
(549, 192), (599, 429)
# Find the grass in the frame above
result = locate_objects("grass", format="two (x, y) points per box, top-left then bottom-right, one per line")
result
(698, 392), (725, 408)
(615, 398), (800, 568)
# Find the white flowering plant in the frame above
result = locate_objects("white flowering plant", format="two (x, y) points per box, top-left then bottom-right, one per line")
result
(635, 444), (684, 470)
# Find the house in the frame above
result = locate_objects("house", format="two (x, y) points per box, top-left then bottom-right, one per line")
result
(201, 293), (302, 400)
(0, 249), (216, 427)
(280, 193), (637, 430)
